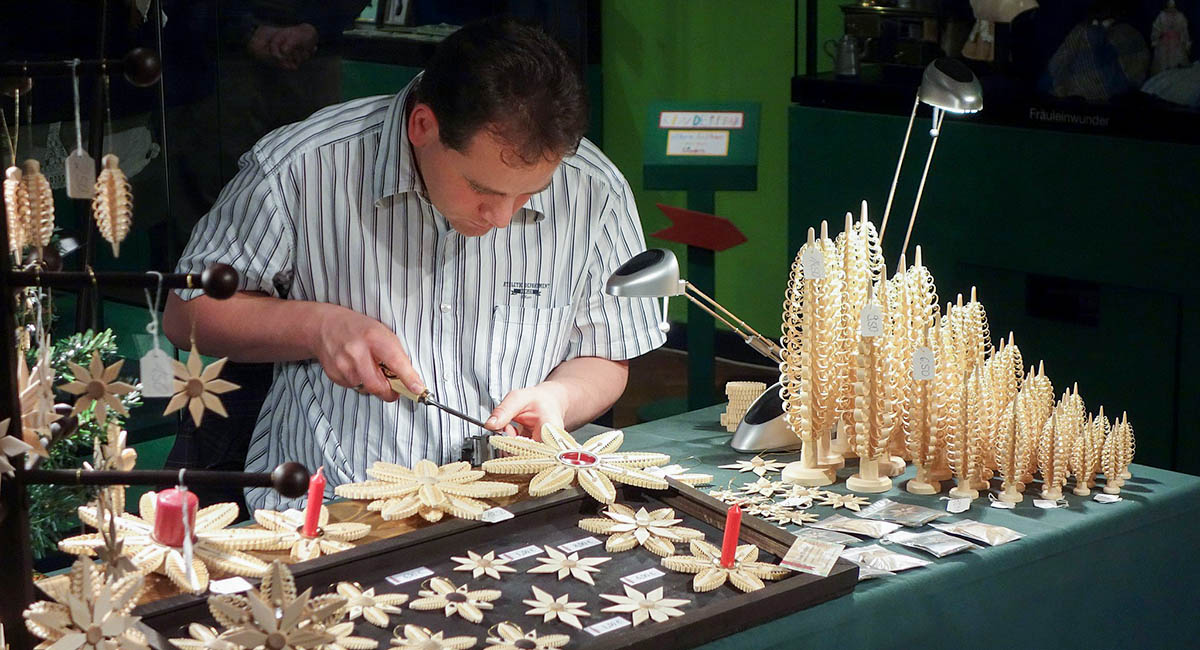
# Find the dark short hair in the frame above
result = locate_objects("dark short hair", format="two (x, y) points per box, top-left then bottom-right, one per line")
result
(414, 16), (589, 165)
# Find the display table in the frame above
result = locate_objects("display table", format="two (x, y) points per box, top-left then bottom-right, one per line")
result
(622, 405), (1200, 649)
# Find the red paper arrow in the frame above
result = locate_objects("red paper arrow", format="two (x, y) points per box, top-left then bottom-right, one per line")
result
(652, 203), (747, 252)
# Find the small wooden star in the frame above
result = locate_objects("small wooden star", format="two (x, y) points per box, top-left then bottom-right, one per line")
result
(452, 550), (516, 581)
(719, 455), (786, 476)
(60, 350), (135, 428)
(526, 545), (611, 585)
(409, 577), (500, 624)
(818, 492), (872, 512)
(336, 582), (407, 628)
(599, 585), (690, 626)
(739, 477), (786, 499)
(522, 586), (589, 630)
(163, 345), (239, 426)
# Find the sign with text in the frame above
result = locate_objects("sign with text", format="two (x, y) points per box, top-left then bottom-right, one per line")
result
(659, 111), (745, 129)
(666, 130), (730, 156)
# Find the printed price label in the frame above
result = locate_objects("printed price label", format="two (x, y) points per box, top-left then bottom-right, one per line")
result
(499, 545), (544, 562)
(860, 304), (884, 337)
(479, 507), (514, 523)
(558, 536), (602, 553)
(801, 247), (826, 279)
(944, 497), (971, 514)
(140, 348), (176, 397)
(385, 566), (433, 586)
(585, 616), (631, 637)
(209, 577), (253, 594)
(1093, 493), (1122, 503)
(781, 538), (844, 577)
(912, 347), (935, 381)
(620, 568), (665, 586)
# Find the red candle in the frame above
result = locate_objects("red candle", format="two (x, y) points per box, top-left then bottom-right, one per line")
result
(153, 488), (198, 548)
(302, 466), (326, 538)
(719, 503), (742, 568)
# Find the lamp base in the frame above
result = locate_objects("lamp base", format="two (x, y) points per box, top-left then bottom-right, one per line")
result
(730, 383), (802, 453)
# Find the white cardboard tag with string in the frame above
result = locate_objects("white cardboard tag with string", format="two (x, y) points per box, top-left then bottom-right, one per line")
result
(65, 59), (96, 198)
(140, 274), (175, 397)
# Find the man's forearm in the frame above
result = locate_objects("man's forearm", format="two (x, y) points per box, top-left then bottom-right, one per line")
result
(162, 291), (323, 363)
(543, 356), (630, 431)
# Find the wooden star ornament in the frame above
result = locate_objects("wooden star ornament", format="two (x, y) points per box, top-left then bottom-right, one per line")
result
(390, 625), (476, 650)
(409, 577), (501, 624)
(253, 506), (371, 561)
(163, 345), (239, 426)
(335, 460), (518, 523)
(522, 586), (589, 631)
(578, 503), (704, 557)
(661, 539), (790, 593)
(526, 546), (611, 585)
(483, 622), (568, 650)
(452, 550), (516, 581)
(60, 350), (136, 428)
(22, 557), (147, 650)
(599, 585), (690, 626)
(336, 582), (407, 628)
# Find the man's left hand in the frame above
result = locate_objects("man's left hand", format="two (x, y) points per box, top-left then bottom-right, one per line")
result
(486, 382), (570, 441)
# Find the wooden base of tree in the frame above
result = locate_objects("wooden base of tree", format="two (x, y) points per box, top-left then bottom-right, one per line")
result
(781, 443), (835, 487)
(1041, 486), (1064, 500)
(948, 478), (979, 500)
(846, 457), (892, 493)
(905, 466), (940, 495)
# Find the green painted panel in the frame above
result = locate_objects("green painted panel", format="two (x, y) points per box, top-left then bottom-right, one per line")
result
(341, 62), (421, 101)
(643, 101), (760, 191)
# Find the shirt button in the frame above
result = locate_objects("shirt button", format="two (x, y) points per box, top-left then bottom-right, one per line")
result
(439, 303), (451, 313)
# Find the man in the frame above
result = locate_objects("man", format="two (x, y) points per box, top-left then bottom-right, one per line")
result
(164, 17), (665, 510)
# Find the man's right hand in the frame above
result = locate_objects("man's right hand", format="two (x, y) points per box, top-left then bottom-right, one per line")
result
(311, 303), (425, 401)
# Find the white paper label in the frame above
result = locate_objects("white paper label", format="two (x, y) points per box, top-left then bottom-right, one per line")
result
(945, 497), (971, 514)
(499, 545), (544, 562)
(801, 247), (826, 279)
(620, 567), (665, 586)
(1094, 493), (1122, 503)
(989, 500), (1015, 510)
(558, 536), (602, 553)
(666, 130), (730, 156)
(65, 149), (96, 199)
(912, 347), (935, 381)
(584, 616), (632, 637)
(208, 576), (253, 594)
(1033, 499), (1063, 509)
(479, 507), (514, 523)
(860, 304), (884, 337)
(659, 111), (744, 129)
(779, 496), (813, 509)
(781, 537), (844, 577)
(139, 348), (176, 397)
(385, 566), (433, 586)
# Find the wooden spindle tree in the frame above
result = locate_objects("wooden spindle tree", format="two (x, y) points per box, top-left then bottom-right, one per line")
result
(1101, 412), (1136, 494)
(1018, 362), (1054, 489)
(832, 203), (882, 460)
(846, 273), (896, 494)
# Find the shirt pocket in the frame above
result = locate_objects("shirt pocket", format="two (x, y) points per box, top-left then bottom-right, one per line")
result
(486, 303), (576, 403)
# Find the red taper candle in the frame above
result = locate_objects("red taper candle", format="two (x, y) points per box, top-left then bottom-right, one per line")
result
(302, 466), (326, 538)
(153, 487), (198, 547)
(719, 503), (742, 568)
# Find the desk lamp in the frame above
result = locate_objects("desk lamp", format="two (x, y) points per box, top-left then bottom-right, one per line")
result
(879, 58), (983, 263)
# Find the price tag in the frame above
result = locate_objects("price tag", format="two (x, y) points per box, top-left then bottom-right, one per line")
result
(65, 149), (96, 199)
(781, 538), (844, 577)
(912, 347), (935, 381)
(620, 567), (665, 586)
(778, 496), (813, 509)
(499, 545), (544, 562)
(1093, 493), (1122, 504)
(385, 566), (433, 586)
(209, 577), (253, 594)
(989, 500), (1015, 510)
(479, 507), (514, 523)
(944, 497), (971, 514)
(1033, 499), (1064, 510)
(860, 304), (884, 337)
(558, 536), (601, 553)
(584, 616), (631, 637)
(800, 247), (826, 279)
(140, 348), (176, 397)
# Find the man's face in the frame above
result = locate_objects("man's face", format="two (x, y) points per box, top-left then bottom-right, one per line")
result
(408, 103), (561, 237)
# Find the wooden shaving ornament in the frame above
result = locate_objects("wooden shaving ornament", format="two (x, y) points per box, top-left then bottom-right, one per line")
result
(4, 165), (29, 258)
(846, 277), (895, 494)
(410, 577), (501, 624)
(21, 159), (53, 256)
(832, 204), (884, 459)
(1101, 413), (1135, 494)
(578, 503), (704, 557)
(526, 546), (611, 585)
(22, 558), (147, 650)
(60, 350), (135, 429)
(661, 539), (789, 593)
(720, 381), (766, 432)
(208, 561), (346, 650)
(335, 459), (518, 522)
(92, 154), (132, 257)
(391, 625), (476, 650)
(599, 585), (690, 626)
(483, 622), (568, 650)
(337, 582), (407, 628)
(252, 505), (371, 561)
(522, 586), (590, 630)
(452, 550), (516, 581)
(163, 345), (240, 427)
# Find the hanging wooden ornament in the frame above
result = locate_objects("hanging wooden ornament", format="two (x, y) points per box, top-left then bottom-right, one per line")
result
(410, 577), (501, 624)
(252, 505), (371, 561)
(21, 159), (54, 256)
(60, 350), (136, 428)
(336, 582), (408, 628)
(645, 463), (714, 486)
(391, 625), (476, 650)
(599, 585), (690, 626)
(92, 154), (132, 257)
(522, 586), (590, 630)
(22, 558), (147, 650)
(4, 165), (29, 258)
(817, 492), (871, 511)
(483, 622), (568, 650)
(58, 492), (277, 594)
(163, 345), (239, 427)
(482, 425), (670, 504)
(0, 418), (34, 496)
(779, 225), (841, 486)
(577, 503), (705, 557)
(168, 623), (238, 650)
(82, 423), (139, 514)
(17, 351), (55, 458)
(661, 539), (789, 593)
(335, 459), (518, 522)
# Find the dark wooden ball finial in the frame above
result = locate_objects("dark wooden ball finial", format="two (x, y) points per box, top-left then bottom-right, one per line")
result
(122, 48), (161, 87)
(201, 263), (239, 299)
(271, 462), (311, 498)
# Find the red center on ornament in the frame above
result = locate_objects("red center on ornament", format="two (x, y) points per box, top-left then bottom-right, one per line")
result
(556, 450), (598, 467)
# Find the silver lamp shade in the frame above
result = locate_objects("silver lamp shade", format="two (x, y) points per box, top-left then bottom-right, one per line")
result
(918, 58), (983, 114)
(604, 249), (686, 298)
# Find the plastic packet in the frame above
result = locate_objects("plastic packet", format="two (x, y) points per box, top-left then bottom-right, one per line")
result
(841, 543), (930, 575)
(883, 529), (981, 558)
(810, 514), (903, 539)
(855, 498), (949, 527)
(793, 527), (862, 546)
(929, 520), (1024, 546)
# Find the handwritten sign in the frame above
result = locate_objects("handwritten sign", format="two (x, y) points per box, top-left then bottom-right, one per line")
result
(659, 111), (744, 129)
(666, 130), (730, 157)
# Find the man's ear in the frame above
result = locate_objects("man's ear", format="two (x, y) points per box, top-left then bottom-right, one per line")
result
(408, 103), (439, 148)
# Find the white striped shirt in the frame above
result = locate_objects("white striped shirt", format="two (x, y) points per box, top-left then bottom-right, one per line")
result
(175, 78), (665, 510)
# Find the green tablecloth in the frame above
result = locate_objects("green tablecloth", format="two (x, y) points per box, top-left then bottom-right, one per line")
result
(622, 406), (1200, 649)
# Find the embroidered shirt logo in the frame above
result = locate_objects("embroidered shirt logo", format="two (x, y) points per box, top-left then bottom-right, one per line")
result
(504, 281), (549, 297)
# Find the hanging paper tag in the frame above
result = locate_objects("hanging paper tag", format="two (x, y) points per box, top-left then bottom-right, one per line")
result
(558, 536), (602, 553)
(801, 247), (826, 279)
(140, 348), (176, 397)
(385, 566), (433, 586)
(1033, 499), (1063, 510)
(584, 616), (631, 637)
(1093, 493), (1122, 504)
(860, 304), (884, 337)
(944, 497), (971, 514)
(479, 506), (514, 523)
(209, 577), (254, 594)
(781, 537), (844, 577)
(912, 347), (935, 381)
(65, 149), (96, 198)
(620, 567), (665, 586)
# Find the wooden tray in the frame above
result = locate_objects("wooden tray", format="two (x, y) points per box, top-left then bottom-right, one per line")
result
(132, 479), (858, 650)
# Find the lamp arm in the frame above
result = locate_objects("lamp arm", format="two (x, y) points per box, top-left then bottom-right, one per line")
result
(683, 280), (783, 364)
(899, 107), (945, 268)
(880, 93), (921, 242)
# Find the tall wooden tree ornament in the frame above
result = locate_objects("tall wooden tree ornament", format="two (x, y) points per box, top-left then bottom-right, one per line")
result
(1071, 408), (1104, 496)
(1102, 412), (1135, 494)
(983, 333), (1023, 480)
(905, 316), (942, 495)
(781, 224), (842, 486)
(1018, 362), (1054, 489)
(995, 394), (1029, 503)
(846, 273), (896, 493)
(832, 203), (883, 460)
(1040, 388), (1079, 500)
(927, 305), (960, 483)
